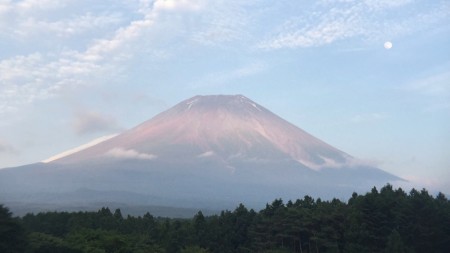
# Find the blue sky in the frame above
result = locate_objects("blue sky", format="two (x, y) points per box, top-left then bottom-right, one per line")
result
(0, 0), (449, 193)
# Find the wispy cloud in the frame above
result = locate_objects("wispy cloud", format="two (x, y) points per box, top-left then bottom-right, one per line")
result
(17, 13), (123, 38)
(0, 52), (105, 114)
(361, 0), (413, 10)
(0, 0), (69, 36)
(0, 0), (256, 115)
(403, 69), (450, 112)
(0, 0), (205, 115)
(15, 0), (67, 11)
(73, 110), (120, 135)
(1, 0), (449, 116)
(259, 0), (449, 49)
(191, 1), (253, 46)
(259, 6), (363, 49)
(394, 174), (446, 193)
(407, 70), (450, 96)
(0, 139), (16, 154)
(152, 0), (203, 12)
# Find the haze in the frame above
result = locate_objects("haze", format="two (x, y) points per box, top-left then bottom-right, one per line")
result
(0, 0), (449, 193)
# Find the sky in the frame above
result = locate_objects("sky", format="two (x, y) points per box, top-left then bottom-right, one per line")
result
(0, 0), (449, 193)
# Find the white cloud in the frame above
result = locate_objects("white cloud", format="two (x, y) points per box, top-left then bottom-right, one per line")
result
(105, 147), (156, 160)
(259, 6), (363, 49)
(153, 0), (203, 12)
(0, 1), (123, 40)
(18, 13), (123, 38)
(0, 0), (205, 115)
(2, 0), (448, 117)
(15, 0), (67, 11)
(80, 0), (205, 61)
(362, 0), (413, 10)
(0, 0), (233, 117)
(0, 53), (55, 110)
(0, 52), (105, 114)
(259, 0), (449, 49)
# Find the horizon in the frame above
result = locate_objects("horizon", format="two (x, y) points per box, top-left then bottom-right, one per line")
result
(0, 0), (449, 194)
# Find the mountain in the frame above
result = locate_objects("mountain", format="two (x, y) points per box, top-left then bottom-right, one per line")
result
(55, 95), (351, 169)
(0, 95), (400, 215)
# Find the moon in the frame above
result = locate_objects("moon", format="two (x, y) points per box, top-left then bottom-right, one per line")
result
(384, 41), (393, 49)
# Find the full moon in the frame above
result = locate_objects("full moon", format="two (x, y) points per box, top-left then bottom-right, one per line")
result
(384, 41), (393, 49)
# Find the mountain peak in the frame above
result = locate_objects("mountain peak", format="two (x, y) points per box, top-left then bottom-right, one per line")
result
(179, 94), (263, 112)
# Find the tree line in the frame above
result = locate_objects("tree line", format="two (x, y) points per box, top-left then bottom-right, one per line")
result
(1, 184), (449, 253)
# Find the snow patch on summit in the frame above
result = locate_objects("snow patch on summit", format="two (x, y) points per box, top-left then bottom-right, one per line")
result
(186, 98), (199, 109)
(248, 101), (261, 111)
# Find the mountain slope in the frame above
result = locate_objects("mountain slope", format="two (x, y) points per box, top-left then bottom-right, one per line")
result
(0, 95), (400, 214)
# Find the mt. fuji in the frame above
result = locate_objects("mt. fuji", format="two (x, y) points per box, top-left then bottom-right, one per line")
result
(0, 95), (400, 215)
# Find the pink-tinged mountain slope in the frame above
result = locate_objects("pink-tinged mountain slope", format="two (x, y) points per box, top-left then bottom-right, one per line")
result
(55, 95), (351, 170)
(0, 95), (401, 213)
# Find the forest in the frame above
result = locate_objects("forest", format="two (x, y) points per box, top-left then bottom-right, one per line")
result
(1, 184), (449, 253)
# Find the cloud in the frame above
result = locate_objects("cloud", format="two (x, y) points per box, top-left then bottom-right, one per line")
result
(403, 69), (450, 112)
(0, 0), (68, 36)
(407, 70), (450, 97)
(18, 13), (123, 38)
(78, 0), (205, 62)
(190, 1), (252, 46)
(153, 0), (203, 12)
(73, 111), (119, 135)
(259, 0), (449, 49)
(259, 7), (363, 49)
(0, 0), (205, 115)
(0, 139), (16, 154)
(393, 174), (446, 193)
(0, 52), (105, 114)
(105, 147), (156, 160)
(362, 0), (413, 10)
(2, 0), (448, 117)
(15, 0), (67, 11)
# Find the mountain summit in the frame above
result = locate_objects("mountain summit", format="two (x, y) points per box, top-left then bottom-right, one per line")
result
(0, 95), (400, 214)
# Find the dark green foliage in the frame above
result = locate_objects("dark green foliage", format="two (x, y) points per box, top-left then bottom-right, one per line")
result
(28, 232), (81, 253)
(0, 205), (28, 253)
(385, 229), (405, 253)
(2, 184), (449, 253)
